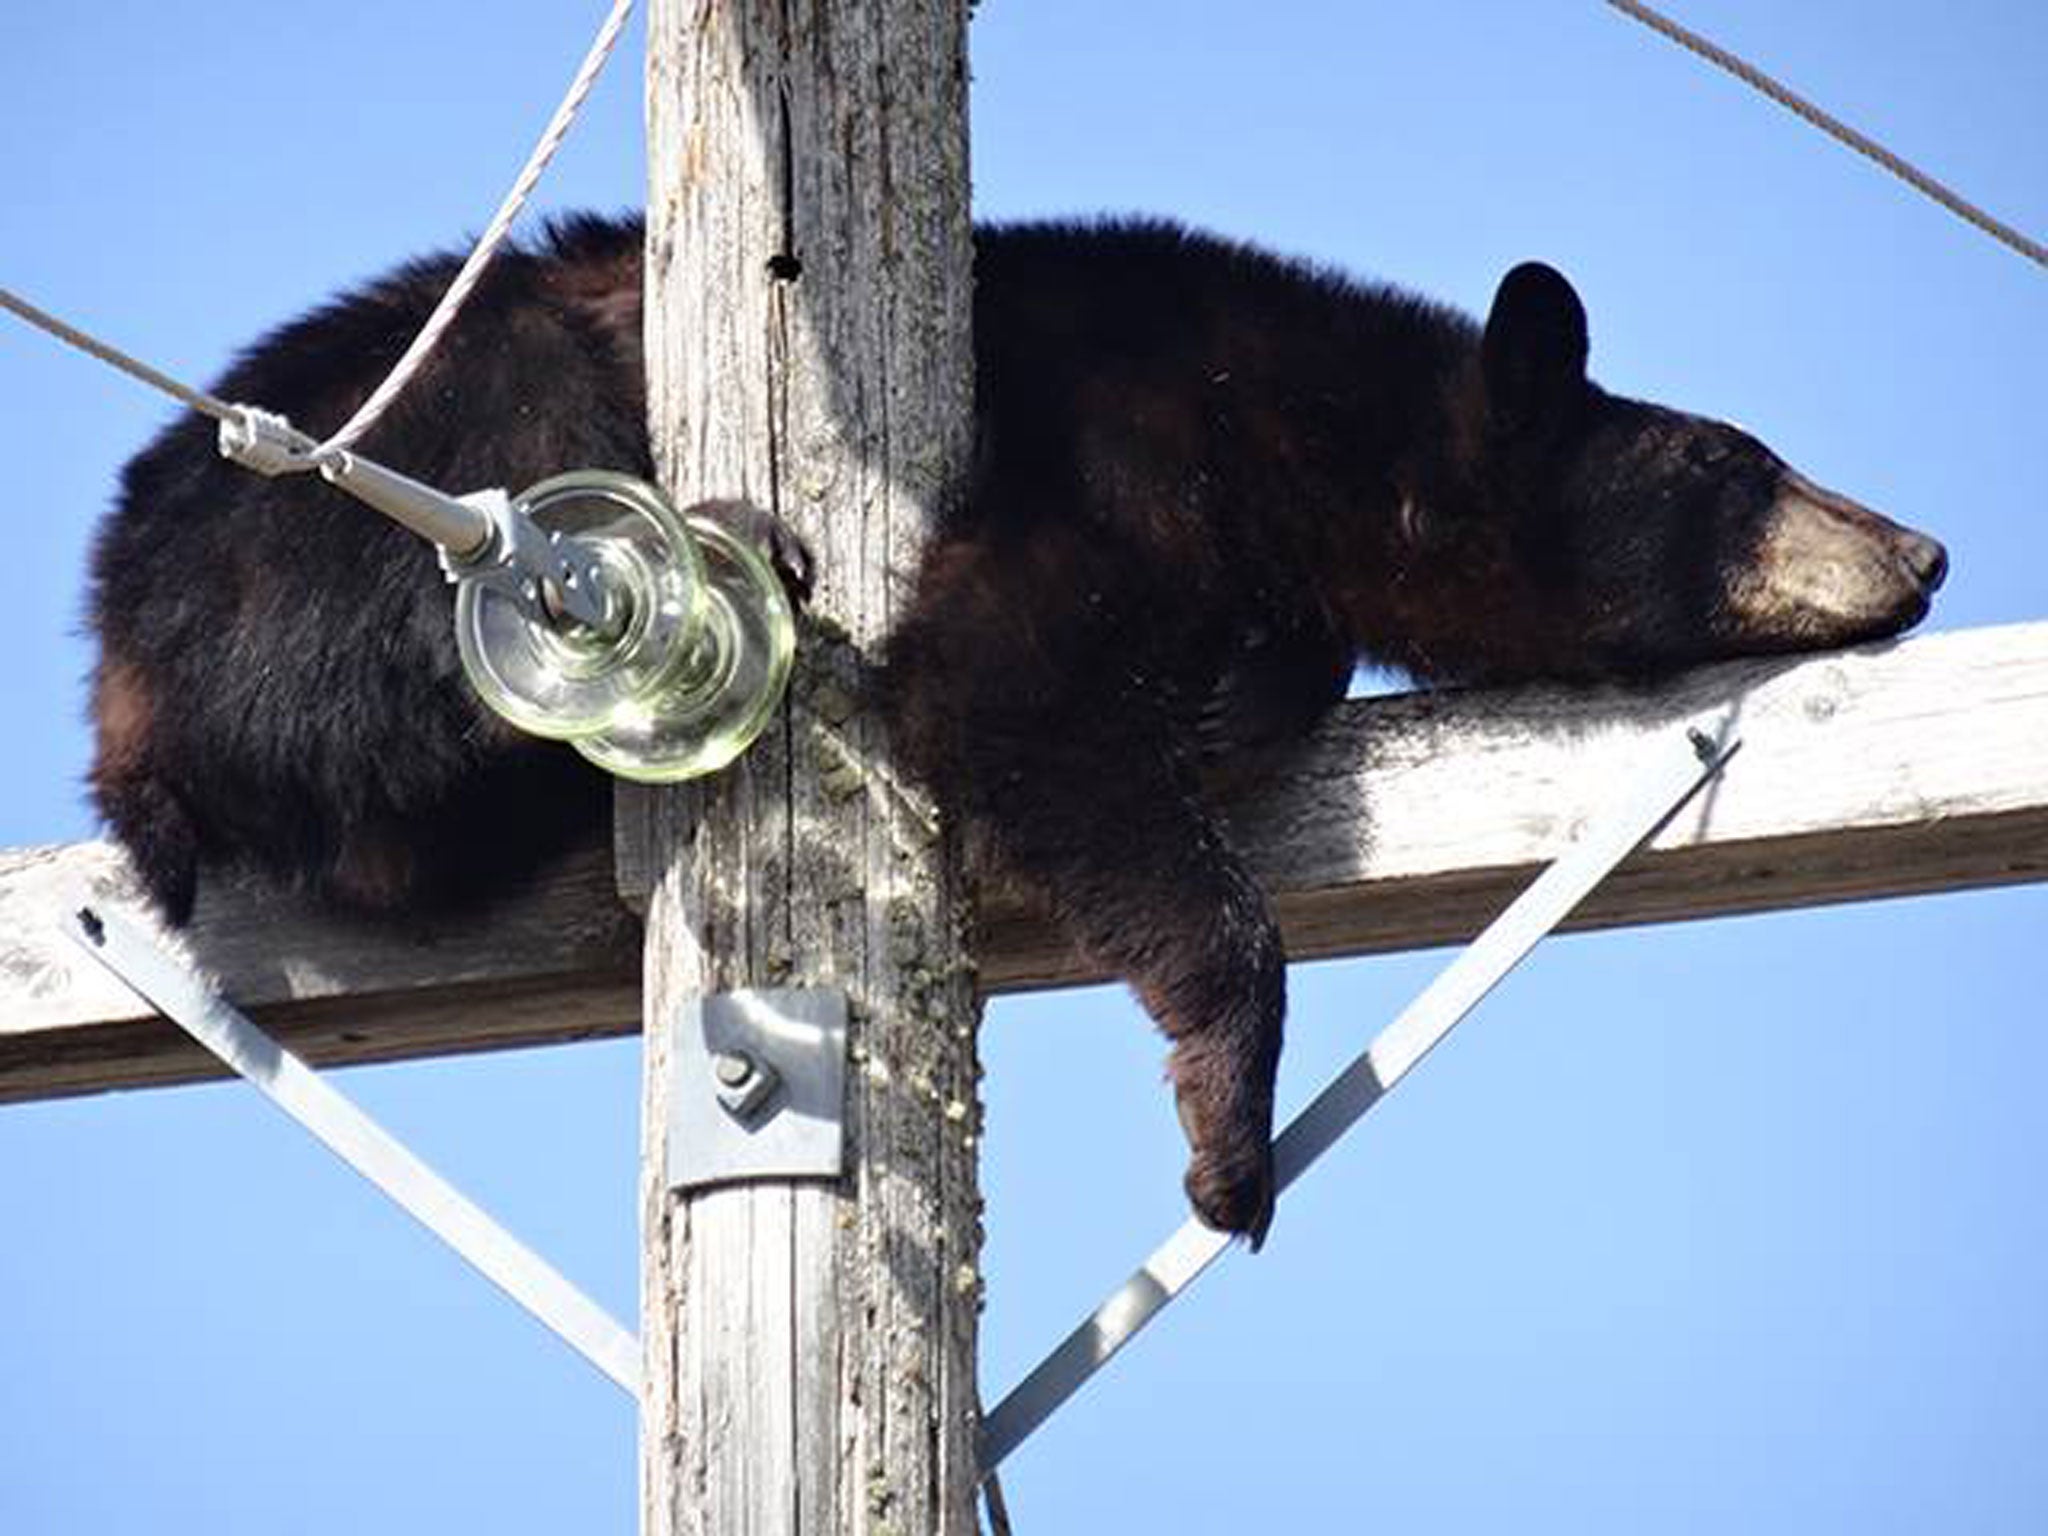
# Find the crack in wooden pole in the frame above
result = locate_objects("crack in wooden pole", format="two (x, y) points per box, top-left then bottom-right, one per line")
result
(635, 3), (980, 1533)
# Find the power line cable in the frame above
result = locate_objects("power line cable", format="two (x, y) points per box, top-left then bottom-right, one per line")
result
(1605, 0), (2047, 272)
(315, 0), (637, 456)
(0, 286), (245, 426)
(2, 0), (634, 473)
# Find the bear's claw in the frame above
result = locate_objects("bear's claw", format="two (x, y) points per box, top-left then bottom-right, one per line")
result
(1185, 1143), (1277, 1250)
(688, 498), (815, 608)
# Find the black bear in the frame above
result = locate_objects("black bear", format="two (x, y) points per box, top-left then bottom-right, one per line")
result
(88, 214), (1946, 1244)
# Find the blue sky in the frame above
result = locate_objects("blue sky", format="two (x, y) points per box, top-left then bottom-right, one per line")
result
(3, 2), (2045, 1531)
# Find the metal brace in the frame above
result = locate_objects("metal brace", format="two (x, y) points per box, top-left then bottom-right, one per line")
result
(977, 719), (1741, 1473)
(668, 988), (849, 1192)
(62, 902), (640, 1396)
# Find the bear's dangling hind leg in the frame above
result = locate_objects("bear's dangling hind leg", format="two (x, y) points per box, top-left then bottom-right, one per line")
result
(1001, 710), (1284, 1243)
(886, 548), (1285, 1242)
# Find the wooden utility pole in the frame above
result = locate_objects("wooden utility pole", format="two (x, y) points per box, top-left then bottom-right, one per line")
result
(633, 4), (979, 1535)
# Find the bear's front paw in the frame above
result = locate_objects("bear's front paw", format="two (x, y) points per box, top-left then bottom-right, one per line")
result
(1184, 1140), (1276, 1251)
(686, 498), (815, 608)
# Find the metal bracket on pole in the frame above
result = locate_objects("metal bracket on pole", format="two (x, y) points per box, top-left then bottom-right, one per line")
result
(978, 719), (1741, 1474)
(667, 988), (849, 1192)
(433, 481), (616, 634)
(62, 904), (641, 1398)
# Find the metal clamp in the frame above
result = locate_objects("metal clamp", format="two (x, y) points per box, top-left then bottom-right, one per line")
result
(436, 483), (614, 632)
(668, 988), (848, 1192)
(217, 405), (321, 476)
(216, 405), (612, 631)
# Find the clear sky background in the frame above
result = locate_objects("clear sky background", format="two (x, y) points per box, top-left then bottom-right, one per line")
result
(2, 2), (2044, 1531)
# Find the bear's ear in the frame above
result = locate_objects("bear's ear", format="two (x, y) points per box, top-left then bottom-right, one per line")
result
(1481, 261), (1589, 435)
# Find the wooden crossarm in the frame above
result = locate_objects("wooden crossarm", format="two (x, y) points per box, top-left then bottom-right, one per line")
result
(5, 619), (2044, 1104)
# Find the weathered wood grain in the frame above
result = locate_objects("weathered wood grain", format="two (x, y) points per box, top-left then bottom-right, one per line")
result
(637, 4), (981, 1535)
(4, 620), (2045, 1107)
(0, 840), (639, 1100)
(987, 617), (2048, 983)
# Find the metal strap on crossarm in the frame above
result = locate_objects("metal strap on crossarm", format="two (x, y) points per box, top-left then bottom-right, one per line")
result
(979, 720), (1740, 1472)
(63, 905), (641, 1397)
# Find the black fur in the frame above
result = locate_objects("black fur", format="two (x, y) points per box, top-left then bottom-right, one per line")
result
(89, 214), (1944, 1242)
(90, 217), (642, 917)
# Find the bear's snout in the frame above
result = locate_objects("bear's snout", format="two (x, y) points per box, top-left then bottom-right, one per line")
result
(1730, 471), (1947, 646)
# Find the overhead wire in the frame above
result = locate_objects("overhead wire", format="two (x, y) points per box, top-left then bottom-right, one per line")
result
(12, 0), (2037, 452)
(1605, 0), (2048, 272)
(315, 0), (637, 456)
(0, 286), (244, 427)
(2, 0), (635, 474)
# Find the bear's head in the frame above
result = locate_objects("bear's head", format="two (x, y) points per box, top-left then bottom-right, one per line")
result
(1391, 261), (1947, 685)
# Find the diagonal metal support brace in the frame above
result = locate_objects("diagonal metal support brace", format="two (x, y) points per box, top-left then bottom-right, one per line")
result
(979, 720), (1741, 1473)
(63, 904), (641, 1398)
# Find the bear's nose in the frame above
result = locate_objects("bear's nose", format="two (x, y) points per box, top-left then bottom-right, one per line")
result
(1898, 531), (1948, 591)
